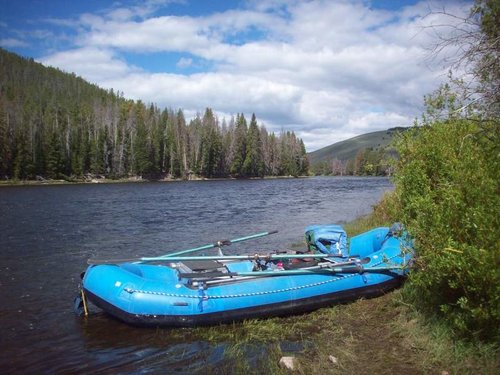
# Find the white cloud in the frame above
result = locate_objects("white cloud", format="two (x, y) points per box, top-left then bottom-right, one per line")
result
(40, 47), (141, 83)
(176, 57), (193, 69)
(0, 38), (29, 48)
(345, 111), (412, 133)
(101, 71), (301, 118)
(82, 16), (208, 52)
(34, 0), (473, 151)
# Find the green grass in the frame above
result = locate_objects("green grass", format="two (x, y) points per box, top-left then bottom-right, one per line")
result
(390, 288), (499, 374)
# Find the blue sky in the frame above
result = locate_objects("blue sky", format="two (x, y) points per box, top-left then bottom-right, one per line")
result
(0, 0), (471, 151)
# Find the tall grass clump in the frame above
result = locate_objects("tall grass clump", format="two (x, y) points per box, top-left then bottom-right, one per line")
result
(390, 85), (499, 342)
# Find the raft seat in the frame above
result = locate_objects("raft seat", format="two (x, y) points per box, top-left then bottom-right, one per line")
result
(181, 260), (223, 271)
(180, 271), (238, 279)
(176, 260), (236, 282)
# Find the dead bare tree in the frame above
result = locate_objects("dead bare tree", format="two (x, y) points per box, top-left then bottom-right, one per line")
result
(424, 0), (499, 120)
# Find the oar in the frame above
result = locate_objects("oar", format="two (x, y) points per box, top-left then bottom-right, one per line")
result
(166, 230), (278, 257)
(87, 230), (278, 265)
(87, 252), (348, 265)
(181, 265), (407, 279)
(234, 266), (406, 277)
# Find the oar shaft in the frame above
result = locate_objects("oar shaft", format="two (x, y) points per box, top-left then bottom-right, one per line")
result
(88, 253), (337, 265)
(231, 230), (279, 244)
(188, 265), (406, 278)
(235, 265), (405, 277)
(160, 230), (278, 258)
(87, 253), (347, 265)
(141, 253), (336, 262)
(164, 243), (220, 257)
(87, 230), (279, 264)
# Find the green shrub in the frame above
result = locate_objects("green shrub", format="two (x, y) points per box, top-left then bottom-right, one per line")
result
(392, 118), (499, 341)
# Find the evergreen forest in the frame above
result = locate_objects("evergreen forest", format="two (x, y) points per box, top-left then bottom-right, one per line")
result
(0, 48), (309, 181)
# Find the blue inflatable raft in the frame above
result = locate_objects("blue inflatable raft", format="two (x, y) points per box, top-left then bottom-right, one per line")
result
(78, 224), (413, 327)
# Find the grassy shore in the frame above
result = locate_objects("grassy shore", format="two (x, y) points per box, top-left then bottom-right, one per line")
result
(182, 289), (497, 374)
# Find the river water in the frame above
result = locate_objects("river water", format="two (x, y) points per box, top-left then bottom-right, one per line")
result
(0, 177), (392, 373)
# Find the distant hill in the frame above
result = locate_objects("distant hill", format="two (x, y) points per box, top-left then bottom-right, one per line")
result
(307, 127), (408, 175)
(308, 127), (406, 165)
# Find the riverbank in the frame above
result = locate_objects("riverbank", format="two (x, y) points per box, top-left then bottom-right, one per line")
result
(192, 289), (497, 374)
(190, 214), (499, 374)
(289, 290), (497, 374)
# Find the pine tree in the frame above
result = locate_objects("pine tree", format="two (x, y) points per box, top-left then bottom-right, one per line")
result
(159, 109), (170, 175)
(188, 114), (203, 174)
(13, 131), (33, 179)
(0, 100), (12, 178)
(146, 103), (160, 177)
(220, 117), (233, 176)
(45, 130), (63, 178)
(267, 132), (279, 176)
(132, 102), (152, 177)
(279, 131), (293, 176)
(230, 114), (247, 177)
(298, 139), (309, 175)
(243, 113), (264, 177)
(199, 108), (222, 177)
(177, 109), (189, 178)
(89, 127), (103, 175)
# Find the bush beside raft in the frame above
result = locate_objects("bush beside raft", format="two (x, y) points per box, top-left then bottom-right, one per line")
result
(390, 92), (499, 343)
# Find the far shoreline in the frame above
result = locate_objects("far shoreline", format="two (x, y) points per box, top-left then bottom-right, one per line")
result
(0, 174), (317, 187)
(0, 174), (392, 187)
